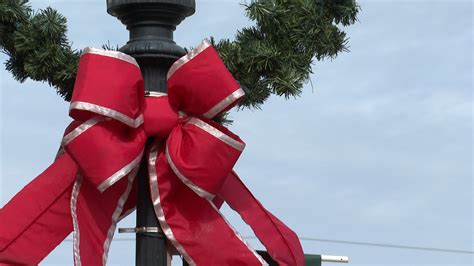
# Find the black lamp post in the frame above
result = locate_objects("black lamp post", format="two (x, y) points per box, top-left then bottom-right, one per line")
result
(106, 1), (195, 265)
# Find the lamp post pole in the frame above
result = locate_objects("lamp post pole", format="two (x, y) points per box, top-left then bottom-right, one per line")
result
(106, 1), (195, 265)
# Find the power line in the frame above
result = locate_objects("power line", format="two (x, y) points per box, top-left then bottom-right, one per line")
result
(62, 236), (474, 254)
(293, 237), (473, 255)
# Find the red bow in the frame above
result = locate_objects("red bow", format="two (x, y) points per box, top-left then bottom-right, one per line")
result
(0, 41), (305, 266)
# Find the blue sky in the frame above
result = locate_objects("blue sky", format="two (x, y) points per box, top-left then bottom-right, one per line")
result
(1, 0), (472, 265)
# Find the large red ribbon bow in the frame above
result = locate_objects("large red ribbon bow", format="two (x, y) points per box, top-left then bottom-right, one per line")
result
(0, 41), (305, 266)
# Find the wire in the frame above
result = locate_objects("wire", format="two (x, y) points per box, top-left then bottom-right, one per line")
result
(62, 236), (474, 254)
(278, 237), (474, 255)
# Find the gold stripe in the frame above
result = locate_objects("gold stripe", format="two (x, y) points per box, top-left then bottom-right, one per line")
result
(70, 101), (144, 128)
(203, 88), (245, 119)
(102, 168), (137, 265)
(97, 150), (143, 193)
(208, 200), (269, 266)
(71, 175), (83, 266)
(62, 116), (108, 146)
(165, 146), (215, 201)
(187, 118), (245, 151)
(82, 47), (139, 68)
(167, 40), (211, 80)
(148, 143), (196, 265)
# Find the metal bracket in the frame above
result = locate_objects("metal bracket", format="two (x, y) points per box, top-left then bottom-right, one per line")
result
(119, 227), (163, 234)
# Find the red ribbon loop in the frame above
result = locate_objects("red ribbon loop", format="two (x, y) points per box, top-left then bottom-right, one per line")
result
(167, 41), (244, 119)
(166, 118), (245, 199)
(143, 96), (179, 138)
(70, 48), (145, 127)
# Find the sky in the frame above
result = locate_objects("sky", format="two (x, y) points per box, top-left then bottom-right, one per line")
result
(0, 0), (472, 265)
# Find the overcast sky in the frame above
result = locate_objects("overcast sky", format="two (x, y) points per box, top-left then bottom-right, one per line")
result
(1, 0), (472, 265)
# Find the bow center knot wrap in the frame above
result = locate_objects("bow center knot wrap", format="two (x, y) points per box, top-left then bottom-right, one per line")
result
(0, 41), (305, 266)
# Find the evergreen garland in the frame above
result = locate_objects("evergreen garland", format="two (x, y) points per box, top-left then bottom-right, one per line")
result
(1, 0), (359, 108)
(1, 0), (79, 100)
(213, 0), (359, 108)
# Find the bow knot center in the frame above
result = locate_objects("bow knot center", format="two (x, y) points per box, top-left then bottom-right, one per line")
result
(143, 96), (179, 139)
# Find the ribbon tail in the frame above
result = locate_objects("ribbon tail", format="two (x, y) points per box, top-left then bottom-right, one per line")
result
(71, 168), (137, 266)
(219, 171), (306, 266)
(148, 142), (267, 266)
(119, 182), (137, 221)
(0, 153), (78, 265)
(212, 195), (225, 209)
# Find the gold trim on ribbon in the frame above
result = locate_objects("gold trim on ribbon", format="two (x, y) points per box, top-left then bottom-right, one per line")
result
(167, 40), (212, 80)
(165, 146), (215, 201)
(148, 143), (196, 266)
(62, 116), (109, 146)
(70, 101), (144, 128)
(156, 144), (266, 265)
(71, 175), (83, 266)
(186, 118), (245, 151)
(208, 200), (269, 266)
(203, 87), (245, 119)
(82, 47), (139, 68)
(102, 168), (137, 265)
(97, 150), (144, 193)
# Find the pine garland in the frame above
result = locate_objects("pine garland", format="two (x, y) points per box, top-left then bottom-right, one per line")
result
(1, 0), (359, 108)
(213, 0), (359, 108)
(1, 0), (79, 100)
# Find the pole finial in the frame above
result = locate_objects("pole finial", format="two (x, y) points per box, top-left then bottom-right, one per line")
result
(106, 0), (196, 59)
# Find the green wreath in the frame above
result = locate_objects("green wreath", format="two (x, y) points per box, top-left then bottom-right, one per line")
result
(0, 0), (359, 109)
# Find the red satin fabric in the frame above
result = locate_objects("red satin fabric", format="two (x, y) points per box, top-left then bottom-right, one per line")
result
(0, 153), (76, 264)
(221, 172), (306, 266)
(167, 47), (241, 116)
(73, 174), (136, 265)
(71, 52), (144, 123)
(166, 119), (244, 196)
(150, 142), (264, 265)
(0, 41), (305, 265)
(65, 118), (146, 190)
